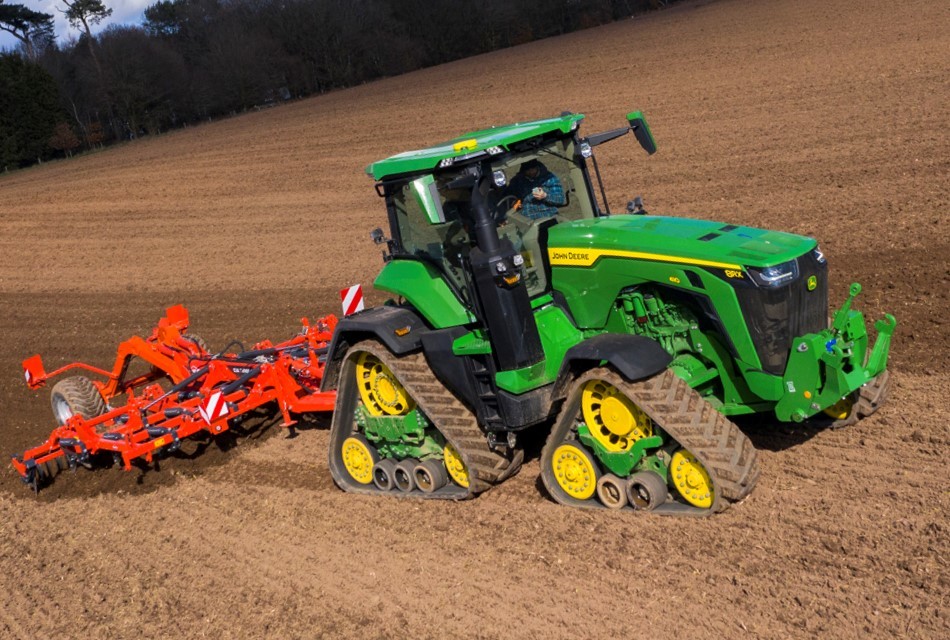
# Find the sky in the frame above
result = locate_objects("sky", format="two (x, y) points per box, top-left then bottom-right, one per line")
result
(0, 0), (151, 51)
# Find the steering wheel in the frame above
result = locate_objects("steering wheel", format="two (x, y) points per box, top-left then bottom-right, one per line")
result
(493, 195), (520, 223)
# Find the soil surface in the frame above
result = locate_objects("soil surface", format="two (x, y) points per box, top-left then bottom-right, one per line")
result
(0, 0), (947, 638)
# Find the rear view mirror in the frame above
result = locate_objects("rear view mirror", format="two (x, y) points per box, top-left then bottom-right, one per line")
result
(626, 110), (657, 155)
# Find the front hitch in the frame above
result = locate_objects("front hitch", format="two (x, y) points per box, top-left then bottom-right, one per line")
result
(776, 282), (896, 422)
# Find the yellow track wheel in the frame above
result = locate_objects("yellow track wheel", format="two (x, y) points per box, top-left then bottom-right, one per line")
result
(341, 434), (378, 484)
(551, 442), (600, 500)
(443, 443), (470, 488)
(670, 449), (713, 508)
(355, 352), (415, 416)
(581, 379), (653, 453)
(823, 395), (854, 420)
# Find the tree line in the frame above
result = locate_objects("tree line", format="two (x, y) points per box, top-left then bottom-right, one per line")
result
(1, 0), (672, 171)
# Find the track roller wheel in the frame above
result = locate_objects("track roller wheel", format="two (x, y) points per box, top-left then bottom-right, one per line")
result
(414, 459), (448, 493)
(596, 474), (627, 510)
(669, 449), (712, 508)
(372, 458), (397, 491)
(340, 434), (378, 485)
(393, 458), (417, 492)
(50, 376), (108, 426)
(626, 471), (668, 511)
(550, 441), (600, 501)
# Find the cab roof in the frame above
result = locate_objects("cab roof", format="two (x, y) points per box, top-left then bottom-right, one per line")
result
(366, 113), (585, 181)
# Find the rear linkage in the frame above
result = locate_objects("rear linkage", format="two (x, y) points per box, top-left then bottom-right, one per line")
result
(12, 305), (338, 492)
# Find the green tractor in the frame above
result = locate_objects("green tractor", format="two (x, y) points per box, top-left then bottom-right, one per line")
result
(323, 111), (895, 515)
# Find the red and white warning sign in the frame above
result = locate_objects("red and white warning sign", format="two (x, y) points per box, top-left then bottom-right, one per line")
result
(340, 284), (365, 316)
(199, 390), (229, 425)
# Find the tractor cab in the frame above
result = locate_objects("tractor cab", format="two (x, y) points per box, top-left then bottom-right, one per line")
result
(372, 115), (601, 302)
(368, 112), (657, 308)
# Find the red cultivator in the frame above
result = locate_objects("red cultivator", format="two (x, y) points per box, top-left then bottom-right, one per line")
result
(13, 305), (338, 492)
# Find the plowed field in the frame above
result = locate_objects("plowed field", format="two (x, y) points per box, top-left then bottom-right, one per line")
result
(1, 0), (947, 638)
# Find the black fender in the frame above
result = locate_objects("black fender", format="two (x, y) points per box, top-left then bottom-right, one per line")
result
(552, 334), (672, 399)
(321, 305), (429, 391)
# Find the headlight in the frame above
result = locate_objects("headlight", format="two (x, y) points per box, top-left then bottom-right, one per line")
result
(812, 245), (826, 264)
(748, 259), (799, 287)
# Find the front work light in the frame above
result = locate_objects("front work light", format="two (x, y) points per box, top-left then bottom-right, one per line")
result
(748, 259), (799, 287)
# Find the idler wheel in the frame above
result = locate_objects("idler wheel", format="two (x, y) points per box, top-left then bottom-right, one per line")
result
(340, 434), (379, 485)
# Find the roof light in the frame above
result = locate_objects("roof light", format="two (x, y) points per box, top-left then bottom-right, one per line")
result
(438, 158), (455, 168)
(486, 146), (503, 155)
(580, 142), (592, 158)
(812, 246), (826, 264)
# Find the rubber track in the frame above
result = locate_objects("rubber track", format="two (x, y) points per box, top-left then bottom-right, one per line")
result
(344, 341), (514, 497)
(543, 368), (759, 514)
(829, 369), (891, 429)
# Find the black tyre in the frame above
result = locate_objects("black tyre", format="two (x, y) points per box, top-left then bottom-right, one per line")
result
(626, 471), (668, 511)
(182, 333), (209, 353)
(393, 458), (417, 492)
(50, 376), (108, 426)
(372, 458), (397, 491)
(596, 474), (628, 510)
(413, 459), (448, 493)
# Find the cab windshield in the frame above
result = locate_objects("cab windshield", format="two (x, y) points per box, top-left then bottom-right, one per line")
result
(389, 136), (594, 299)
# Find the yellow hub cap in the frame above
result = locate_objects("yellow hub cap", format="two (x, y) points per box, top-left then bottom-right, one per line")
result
(823, 395), (854, 420)
(341, 436), (376, 484)
(355, 352), (415, 416)
(581, 379), (653, 453)
(671, 449), (713, 508)
(552, 443), (598, 500)
(443, 443), (469, 488)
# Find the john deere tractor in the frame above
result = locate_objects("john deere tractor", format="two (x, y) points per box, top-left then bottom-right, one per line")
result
(322, 111), (894, 515)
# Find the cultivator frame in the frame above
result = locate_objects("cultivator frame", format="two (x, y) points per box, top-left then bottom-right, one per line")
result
(13, 306), (338, 492)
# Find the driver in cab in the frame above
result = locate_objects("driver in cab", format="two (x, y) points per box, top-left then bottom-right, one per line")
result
(505, 159), (565, 220)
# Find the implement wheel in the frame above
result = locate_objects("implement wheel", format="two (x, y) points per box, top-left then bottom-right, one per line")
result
(182, 333), (209, 353)
(50, 376), (108, 426)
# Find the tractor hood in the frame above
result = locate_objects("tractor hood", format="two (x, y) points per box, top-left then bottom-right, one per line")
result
(547, 215), (817, 271)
